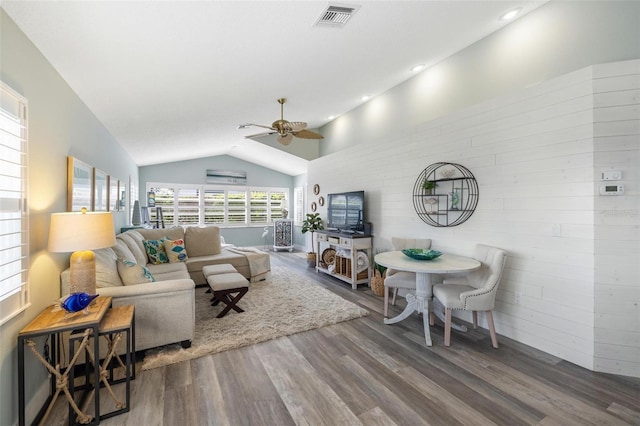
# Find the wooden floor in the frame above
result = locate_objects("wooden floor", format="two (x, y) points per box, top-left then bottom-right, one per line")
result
(45, 250), (639, 426)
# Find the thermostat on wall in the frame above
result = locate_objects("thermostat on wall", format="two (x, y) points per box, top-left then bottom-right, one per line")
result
(601, 170), (622, 181)
(599, 184), (624, 196)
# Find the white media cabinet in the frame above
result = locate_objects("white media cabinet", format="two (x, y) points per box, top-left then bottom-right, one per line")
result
(315, 230), (372, 290)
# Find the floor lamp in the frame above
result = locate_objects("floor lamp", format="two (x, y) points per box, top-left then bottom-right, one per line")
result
(48, 208), (116, 294)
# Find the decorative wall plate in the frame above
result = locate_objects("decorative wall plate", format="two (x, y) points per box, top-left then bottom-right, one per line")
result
(311, 201), (317, 212)
(313, 184), (320, 195)
(318, 196), (325, 206)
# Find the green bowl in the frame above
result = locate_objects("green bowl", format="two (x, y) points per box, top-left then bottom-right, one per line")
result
(401, 249), (443, 261)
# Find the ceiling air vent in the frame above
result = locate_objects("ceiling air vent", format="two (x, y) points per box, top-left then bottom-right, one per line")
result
(315, 4), (360, 28)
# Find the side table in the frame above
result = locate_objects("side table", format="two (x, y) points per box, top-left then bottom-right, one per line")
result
(18, 296), (112, 426)
(69, 304), (135, 422)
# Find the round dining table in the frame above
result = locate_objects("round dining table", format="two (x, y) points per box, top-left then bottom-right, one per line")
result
(374, 250), (481, 347)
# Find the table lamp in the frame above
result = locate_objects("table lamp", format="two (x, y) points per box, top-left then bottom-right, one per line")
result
(48, 208), (116, 294)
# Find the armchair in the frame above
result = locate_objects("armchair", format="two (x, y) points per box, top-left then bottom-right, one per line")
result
(383, 237), (431, 317)
(431, 244), (507, 348)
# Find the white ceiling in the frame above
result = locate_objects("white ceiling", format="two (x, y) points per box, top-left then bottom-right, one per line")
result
(2, 1), (545, 176)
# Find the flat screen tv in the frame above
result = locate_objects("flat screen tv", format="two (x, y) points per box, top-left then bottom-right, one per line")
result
(327, 190), (365, 233)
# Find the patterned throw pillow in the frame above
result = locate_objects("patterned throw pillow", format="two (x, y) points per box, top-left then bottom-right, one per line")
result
(164, 238), (188, 263)
(117, 259), (156, 285)
(143, 238), (169, 265)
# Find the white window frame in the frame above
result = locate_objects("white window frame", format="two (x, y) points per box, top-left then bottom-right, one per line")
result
(294, 186), (304, 226)
(0, 81), (30, 326)
(146, 182), (289, 227)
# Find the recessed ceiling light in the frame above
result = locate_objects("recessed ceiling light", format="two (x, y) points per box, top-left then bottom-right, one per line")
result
(500, 7), (521, 21)
(361, 95), (371, 101)
(328, 115), (336, 120)
(411, 64), (425, 72)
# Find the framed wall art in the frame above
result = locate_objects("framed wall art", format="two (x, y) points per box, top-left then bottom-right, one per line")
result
(93, 168), (108, 211)
(67, 156), (93, 212)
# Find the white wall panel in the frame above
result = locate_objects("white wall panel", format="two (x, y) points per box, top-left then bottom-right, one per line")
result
(310, 59), (640, 377)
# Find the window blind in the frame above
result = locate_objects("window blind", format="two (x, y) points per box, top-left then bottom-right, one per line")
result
(0, 81), (29, 325)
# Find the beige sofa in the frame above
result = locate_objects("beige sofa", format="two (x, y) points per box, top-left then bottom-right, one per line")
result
(61, 225), (270, 351)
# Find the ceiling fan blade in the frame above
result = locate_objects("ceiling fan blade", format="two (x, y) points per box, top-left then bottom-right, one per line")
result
(278, 133), (293, 145)
(244, 131), (276, 139)
(293, 129), (324, 139)
(283, 121), (307, 132)
(237, 123), (275, 131)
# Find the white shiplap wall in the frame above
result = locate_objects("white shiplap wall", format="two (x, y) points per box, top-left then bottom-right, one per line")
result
(308, 60), (639, 377)
(592, 60), (640, 377)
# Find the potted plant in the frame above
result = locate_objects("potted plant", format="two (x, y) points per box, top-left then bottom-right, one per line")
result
(422, 179), (438, 195)
(301, 212), (324, 267)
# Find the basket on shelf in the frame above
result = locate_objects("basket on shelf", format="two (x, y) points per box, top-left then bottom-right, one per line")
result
(370, 269), (386, 297)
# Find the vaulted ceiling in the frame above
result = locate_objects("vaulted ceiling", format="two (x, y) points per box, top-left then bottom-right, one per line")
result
(2, 1), (545, 175)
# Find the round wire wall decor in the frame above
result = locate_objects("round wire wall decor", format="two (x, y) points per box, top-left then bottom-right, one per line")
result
(413, 162), (479, 227)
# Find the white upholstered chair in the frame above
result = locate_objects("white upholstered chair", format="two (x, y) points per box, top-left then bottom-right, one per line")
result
(431, 244), (507, 348)
(383, 237), (431, 317)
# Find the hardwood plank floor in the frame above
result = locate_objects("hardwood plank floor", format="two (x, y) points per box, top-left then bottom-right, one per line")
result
(45, 250), (640, 426)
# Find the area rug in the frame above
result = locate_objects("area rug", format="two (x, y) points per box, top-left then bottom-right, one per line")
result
(142, 265), (369, 370)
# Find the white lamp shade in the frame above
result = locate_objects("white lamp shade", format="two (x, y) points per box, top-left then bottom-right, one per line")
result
(48, 211), (116, 253)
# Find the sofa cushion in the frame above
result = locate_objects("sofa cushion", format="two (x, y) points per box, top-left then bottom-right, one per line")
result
(112, 239), (136, 263)
(146, 261), (190, 281)
(185, 249), (247, 274)
(117, 259), (156, 285)
(165, 238), (188, 263)
(118, 232), (148, 265)
(94, 247), (124, 287)
(137, 227), (185, 242)
(185, 226), (221, 257)
(143, 238), (169, 265)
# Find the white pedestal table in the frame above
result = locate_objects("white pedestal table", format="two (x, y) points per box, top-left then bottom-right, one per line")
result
(374, 251), (481, 347)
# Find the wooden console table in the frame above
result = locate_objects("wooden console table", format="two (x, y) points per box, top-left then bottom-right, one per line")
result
(18, 296), (112, 426)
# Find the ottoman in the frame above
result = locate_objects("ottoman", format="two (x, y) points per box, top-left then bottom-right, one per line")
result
(204, 265), (249, 318)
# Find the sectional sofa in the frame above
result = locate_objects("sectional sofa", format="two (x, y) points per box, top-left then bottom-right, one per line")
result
(61, 225), (270, 351)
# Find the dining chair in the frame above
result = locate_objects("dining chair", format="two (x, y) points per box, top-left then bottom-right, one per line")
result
(431, 244), (507, 348)
(383, 237), (431, 317)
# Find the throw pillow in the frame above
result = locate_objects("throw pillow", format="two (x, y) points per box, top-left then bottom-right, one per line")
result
(117, 259), (156, 285)
(143, 238), (169, 265)
(185, 226), (221, 257)
(164, 238), (188, 263)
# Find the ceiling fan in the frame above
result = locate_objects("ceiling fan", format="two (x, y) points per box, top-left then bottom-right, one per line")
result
(237, 98), (324, 146)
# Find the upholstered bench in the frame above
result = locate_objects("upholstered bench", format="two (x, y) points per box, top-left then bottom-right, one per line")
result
(204, 265), (249, 318)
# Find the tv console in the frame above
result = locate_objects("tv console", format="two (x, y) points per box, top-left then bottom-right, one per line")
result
(315, 230), (372, 290)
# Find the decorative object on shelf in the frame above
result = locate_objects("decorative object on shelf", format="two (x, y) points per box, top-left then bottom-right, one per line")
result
(131, 200), (142, 225)
(401, 248), (443, 261)
(413, 162), (479, 227)
(421, 179), (438, 195)
(301, 213), (324, 267)
(321, 248), (336, 267)
(318, 196), (325, 206)
(440, 168), (456, 179)
(48, 208), (117, 294)
(311, 201), (317, 212)
(281, 208), (288, 218)
(450, 189), (460, 210)
(313, 184), (320, 195)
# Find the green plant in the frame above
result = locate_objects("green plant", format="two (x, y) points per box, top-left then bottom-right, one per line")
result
(373, 249), (388, 276)
(301, 213), (324, 253)
(422, 179), (438, 191)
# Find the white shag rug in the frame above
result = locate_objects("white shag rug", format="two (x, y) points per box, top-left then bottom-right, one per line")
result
(142, 265), (369, 370)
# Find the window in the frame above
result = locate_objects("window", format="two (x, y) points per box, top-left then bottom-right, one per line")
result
(146, 183), (289, 227)
(0, 82), (29, 325)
